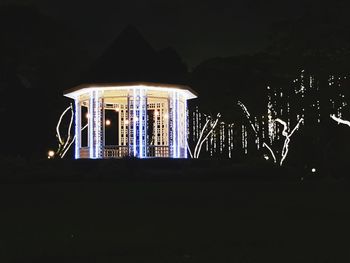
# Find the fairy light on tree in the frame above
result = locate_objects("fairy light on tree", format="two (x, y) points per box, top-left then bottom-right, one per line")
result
(238, 101), (275, 160)
(275, 117), (303, 166)
(330, 114), (350, 127)
(195, 113), (221, 158)
(238, 101), (303, 165)
(227, 123), (234, 158)
(53, 103), (90, 159)
(61, 124), (88, 158)
(189, 113), (221, 158)
(54, 104), (74, 158)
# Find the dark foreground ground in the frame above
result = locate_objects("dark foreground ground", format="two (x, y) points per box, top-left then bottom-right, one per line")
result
(0, 159), (349, 262)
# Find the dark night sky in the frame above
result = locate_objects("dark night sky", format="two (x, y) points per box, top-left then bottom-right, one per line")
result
(2, 0), (344, 67)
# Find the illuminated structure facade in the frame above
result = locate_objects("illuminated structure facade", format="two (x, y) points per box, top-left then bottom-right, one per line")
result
(64, 82), (197, 159)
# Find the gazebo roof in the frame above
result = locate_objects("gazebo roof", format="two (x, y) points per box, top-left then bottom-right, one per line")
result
(76, 25), (190, 86)
(63, 81), (198, 100)
(65, 26), (198, 100)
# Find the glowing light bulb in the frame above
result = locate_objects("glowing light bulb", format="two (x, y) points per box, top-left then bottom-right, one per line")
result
(105, 119), (111, 126)
(48, 150), (55, 159)
(264, 154), (269, 160)
(86, 113), (90, 119)
(311, 168), (316, 173)
(115, 108), (119, 112)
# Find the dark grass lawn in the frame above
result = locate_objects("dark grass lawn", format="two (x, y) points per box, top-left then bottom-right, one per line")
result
(0, 159), (349, 262)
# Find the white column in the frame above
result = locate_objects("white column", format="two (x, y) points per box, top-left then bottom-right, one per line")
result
(127, 94), (131, 156)
(133, 88), (137, 157)
(184, 100), (188, 158)
(89, 93), (94, 158)
(89, 90), (102, 159)
(170, 91), (180, 158)
(74, 99), (81, 159)
(101, 98), (105, 157)
(176, 92), (180, 157)
(138, 88), (147, 158)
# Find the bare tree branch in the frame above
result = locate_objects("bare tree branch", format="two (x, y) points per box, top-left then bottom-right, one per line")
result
(195, 113), (221, 158)
(262, 142), (277, 163)
(275, 118), (303, 166)
(56, 106), (71, 146)
(61, 124), (88, 158)
(238, 100), (303, 166)
(238, 101), (276, 162)
(330, 114), (350, 127)
(187, 143), (193, 159)
(61, 104), (74, 154)
(193, 118), (210, 158)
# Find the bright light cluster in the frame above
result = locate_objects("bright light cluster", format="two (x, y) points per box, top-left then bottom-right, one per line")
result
(238, 101), (303, 166)
(192, 113), (221, 158)
(68, 85), (192, 159)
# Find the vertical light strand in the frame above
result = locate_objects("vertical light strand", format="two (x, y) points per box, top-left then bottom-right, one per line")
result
(139, 87), (143, 158)
(74, 99), (81, 159)
(94, 91), (98, 158)
(101, 98), (105, 158)
(184, 100), (188, 158)
(228, 124), (231, 159)
(138, 87), (147, 158)
(89, 91), (94, 158)
(172, 91), (177, 158)
(144, 88), (148, 158)
(93, 91), (101, 159)
(176, 92), (180, 157)
(133, 87), (136, 157)
(94, 91), (97, 158)
(127, 94), (130, 156)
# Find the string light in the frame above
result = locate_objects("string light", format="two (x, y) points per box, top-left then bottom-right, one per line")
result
(48, 150), (55, 159)
(330, 114), (350, 127)
(275, 117), (303, 166)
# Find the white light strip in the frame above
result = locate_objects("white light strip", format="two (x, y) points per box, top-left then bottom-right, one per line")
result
(66, 85), (196, 100)
(172, 91), (177, 158)
(176, 92), (180, 157)
(89, 92), (94, 158)
(133, 88), (136, 157)
(94, 92), (98, 158)
(142, 88), (147, 158)
(275, 117), (303, 166)
(184, 100), (188, 158)
(94, 91), (101, 159)
(74, 100), (79, 159)
(139, 88), (143, 158)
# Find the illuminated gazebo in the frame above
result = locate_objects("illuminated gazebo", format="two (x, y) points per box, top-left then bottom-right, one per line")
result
(64, 82), (197, 159)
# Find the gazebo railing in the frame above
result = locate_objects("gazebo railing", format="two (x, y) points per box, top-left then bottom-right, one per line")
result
(103, 145), (129, 158)
(79, 147), (90, 158)
(102, 145), (169, 158)
(147, 146), (169, 158)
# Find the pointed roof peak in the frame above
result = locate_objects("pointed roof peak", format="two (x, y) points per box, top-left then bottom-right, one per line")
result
(79, 25), (189, 86)
(111, 25), (155, 52)
(120, 24), (142, 36)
